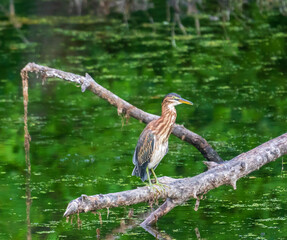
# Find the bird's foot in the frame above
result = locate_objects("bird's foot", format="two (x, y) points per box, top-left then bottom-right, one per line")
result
(146, 182), (166, 195)
(154, 181), (167, 194)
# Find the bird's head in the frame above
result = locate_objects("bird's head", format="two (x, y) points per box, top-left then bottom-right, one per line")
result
(163, 93), (193, 107)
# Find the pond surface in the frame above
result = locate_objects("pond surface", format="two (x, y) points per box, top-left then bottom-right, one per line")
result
(0, 1), (287, 239)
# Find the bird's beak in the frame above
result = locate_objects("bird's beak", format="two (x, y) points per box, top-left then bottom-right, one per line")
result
(179, 98), (193, 105)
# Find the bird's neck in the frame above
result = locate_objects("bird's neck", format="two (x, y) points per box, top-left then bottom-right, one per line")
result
(160, 103), (177, 125)
(150, 103), (177, 139)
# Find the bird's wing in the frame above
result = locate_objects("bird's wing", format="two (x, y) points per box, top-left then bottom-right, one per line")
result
(133, 129), (155, 167)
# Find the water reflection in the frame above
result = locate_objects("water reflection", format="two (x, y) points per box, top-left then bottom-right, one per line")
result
(142, 225), (173, 240)
(25, 157), (32, 240)
(104, 210), (146, 240)
(0, 0), (29, 43)
(77, 206), (206, 239)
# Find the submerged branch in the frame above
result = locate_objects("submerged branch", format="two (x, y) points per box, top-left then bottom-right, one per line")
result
(21, 62), (223, 163)
(63, 133), (287, 226)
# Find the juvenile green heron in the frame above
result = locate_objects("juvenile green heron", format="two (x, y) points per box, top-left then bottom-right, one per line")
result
(132, 93), (193, 186)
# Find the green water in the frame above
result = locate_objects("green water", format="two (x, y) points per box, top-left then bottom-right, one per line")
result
(0, 1), (287, 239)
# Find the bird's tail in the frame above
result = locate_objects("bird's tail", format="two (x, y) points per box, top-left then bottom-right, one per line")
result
(132, 166), (138, 176)
(132, 165), (149, 182)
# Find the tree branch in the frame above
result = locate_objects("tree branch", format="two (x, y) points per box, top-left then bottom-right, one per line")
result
(140, 198), (178, 227)
(21, 63), (287, 226)
(21, 62), (223, 163)
(62, 133), (287, 226)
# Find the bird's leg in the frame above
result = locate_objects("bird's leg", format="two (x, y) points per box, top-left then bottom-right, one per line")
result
(146, 168), (163, 195)
(150, 168), (159, 184)
(146, 167), (153, 187)
(151, 168), (166, 192)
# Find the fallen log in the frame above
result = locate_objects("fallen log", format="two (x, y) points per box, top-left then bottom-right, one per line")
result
(63, 133), (287, 226)
(21, 62), (223, 163)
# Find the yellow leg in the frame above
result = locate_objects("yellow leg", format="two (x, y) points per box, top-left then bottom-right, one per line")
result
(147, 168), (165, 194)
(146, 167), (152, 186)
(150, 168), (159, 184)
(151, 168), (166, 193)
(146, 168), (161, 194)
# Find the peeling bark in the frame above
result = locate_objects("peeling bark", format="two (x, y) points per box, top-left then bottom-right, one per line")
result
(21, 62), (223, 163)
(63, 133), (287, 226)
